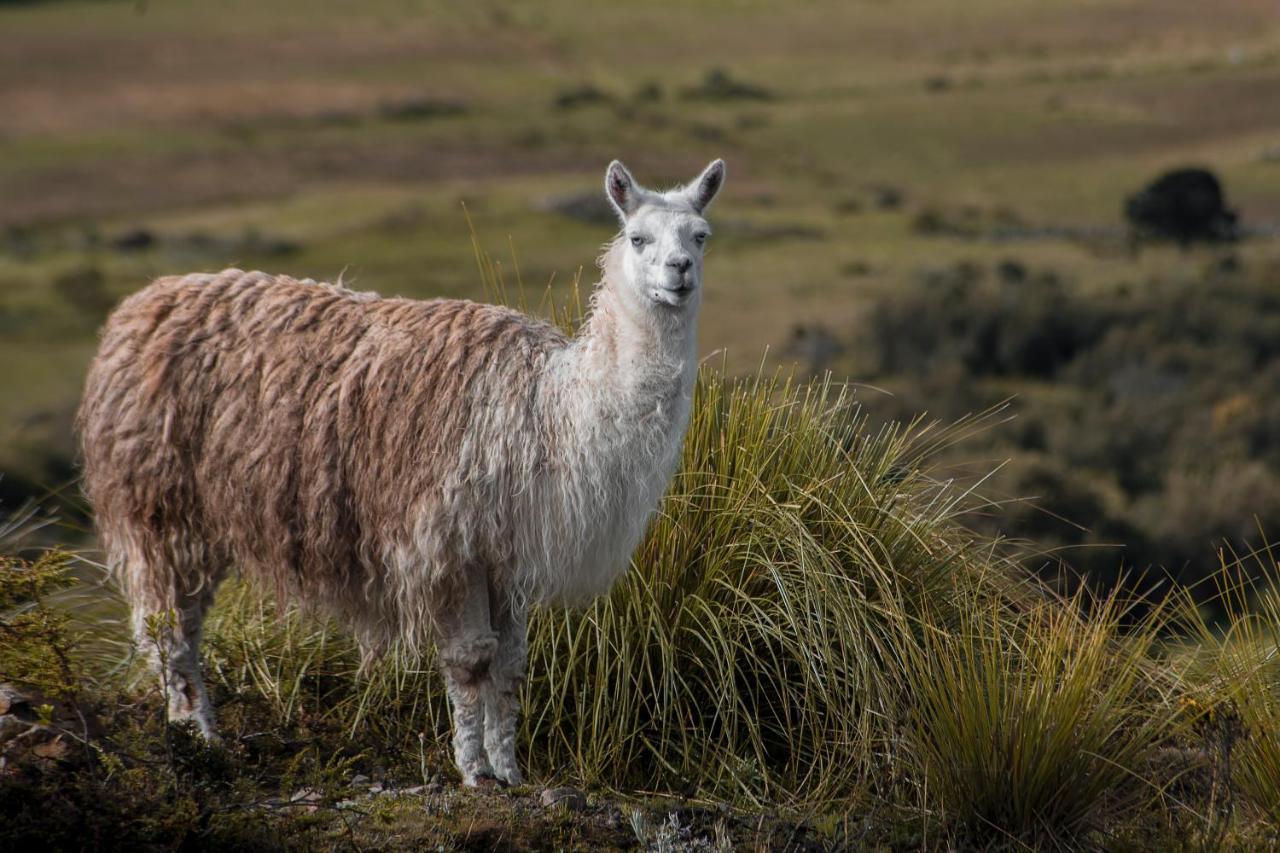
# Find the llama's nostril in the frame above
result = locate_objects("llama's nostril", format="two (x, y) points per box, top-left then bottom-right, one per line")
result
(667, 256), (693, 273)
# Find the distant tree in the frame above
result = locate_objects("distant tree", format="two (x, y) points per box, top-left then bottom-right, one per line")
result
(1125, 167), (1239, 247)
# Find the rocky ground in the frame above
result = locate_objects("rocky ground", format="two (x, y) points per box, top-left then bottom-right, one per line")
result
(0, 682), (840, 851)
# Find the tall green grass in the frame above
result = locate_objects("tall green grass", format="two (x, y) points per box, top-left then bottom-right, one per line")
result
(523, 372), (1019, 804)
(903, 591), (1174, 843)
(1172, 555), (1280, 831)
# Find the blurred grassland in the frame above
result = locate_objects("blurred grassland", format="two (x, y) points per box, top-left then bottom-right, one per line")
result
(3, 3), (1280, 556)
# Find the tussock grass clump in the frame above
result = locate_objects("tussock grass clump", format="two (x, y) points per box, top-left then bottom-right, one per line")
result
(1177, 576), (1280, 828)
(903, 592), (1171, 844)
(525, 372), (1018, 802)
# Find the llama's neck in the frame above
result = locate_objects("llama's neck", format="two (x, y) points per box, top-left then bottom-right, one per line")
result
(525, 265), (700, 603)
(569, 283), (698, 401)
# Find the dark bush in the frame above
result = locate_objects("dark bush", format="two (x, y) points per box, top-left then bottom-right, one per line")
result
(632, 81), (663, 102)
(867, 262), (1109, 379)
(52, 266), (114, 318)
(1125, 167), (1239, 246)
(111, 228), (155, 252)
(680, 68), (773, 101)
(378, 97), (466, 122)
(553, 84), (614, 110)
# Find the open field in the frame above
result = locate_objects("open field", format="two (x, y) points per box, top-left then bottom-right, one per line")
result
(7, 1), (1280, 578)
(4, 1), (1280, 848)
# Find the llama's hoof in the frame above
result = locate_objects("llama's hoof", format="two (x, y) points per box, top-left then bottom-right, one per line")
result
(467, 772), (507, 790)
(492, 764), (523, 787)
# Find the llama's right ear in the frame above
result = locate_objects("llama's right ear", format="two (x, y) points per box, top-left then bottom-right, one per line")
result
(605, 160), (639, 222)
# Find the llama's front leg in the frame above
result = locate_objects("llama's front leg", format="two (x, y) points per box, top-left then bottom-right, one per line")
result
(483, 599), (528, 786)
(437, 570), (499, 787)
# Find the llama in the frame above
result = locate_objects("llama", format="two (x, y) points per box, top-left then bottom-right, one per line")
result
(77, 158), (726, 787)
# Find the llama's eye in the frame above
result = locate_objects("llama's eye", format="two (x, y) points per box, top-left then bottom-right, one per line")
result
(694, 232), (709, 246)
(630, 235), (646, 249)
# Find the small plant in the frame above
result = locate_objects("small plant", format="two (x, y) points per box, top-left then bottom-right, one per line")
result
(377, 97), (466, 122)
(1185, 580), (1280, 829)
(0, 547), (79, 695)
(630, 810), (731, 852)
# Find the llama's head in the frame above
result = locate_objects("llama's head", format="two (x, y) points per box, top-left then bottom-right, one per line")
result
(603, 159), (726, 314)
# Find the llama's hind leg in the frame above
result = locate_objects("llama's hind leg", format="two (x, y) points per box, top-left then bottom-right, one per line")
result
(436, 570), (499, 787)
(129, 567), (224, 740)
(482, 598), (527, 786)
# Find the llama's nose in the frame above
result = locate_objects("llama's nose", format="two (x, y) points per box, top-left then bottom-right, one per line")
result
(666, 255), (693, 274)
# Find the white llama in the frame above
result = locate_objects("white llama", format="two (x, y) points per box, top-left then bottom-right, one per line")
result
(76, 158), (726, 787)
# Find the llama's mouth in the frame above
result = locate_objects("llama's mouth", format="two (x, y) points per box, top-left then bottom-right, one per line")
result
(651, 285), (694, 307)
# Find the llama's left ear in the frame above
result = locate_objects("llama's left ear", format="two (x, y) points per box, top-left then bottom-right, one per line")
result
(686, 159), (726, 214)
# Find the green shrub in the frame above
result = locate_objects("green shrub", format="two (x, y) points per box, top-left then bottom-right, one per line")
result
(0, 544), (79, 695)
(680, 68), (774, 101)
(859, 261), (1280, 600)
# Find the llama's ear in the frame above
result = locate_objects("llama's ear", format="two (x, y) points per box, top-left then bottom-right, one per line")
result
(685, 159), (726, 214)
(604, 160), (640, 221)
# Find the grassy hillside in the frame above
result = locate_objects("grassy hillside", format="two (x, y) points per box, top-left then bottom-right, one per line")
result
(4, 369), (1280, 849)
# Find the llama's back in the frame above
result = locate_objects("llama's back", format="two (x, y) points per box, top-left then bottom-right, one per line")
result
(78, 268), (567, 639)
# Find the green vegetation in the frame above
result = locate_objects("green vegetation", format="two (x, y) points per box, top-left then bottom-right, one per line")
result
(6, 0), (1280, 591)
(4, 371), (1280, 848)
(853, 256), (1280, 601)
(4, 0), (1280, 848)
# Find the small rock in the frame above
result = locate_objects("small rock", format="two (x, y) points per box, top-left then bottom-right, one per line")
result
(32, 737), (69, 761)
(0, 683), (38, 719)
(351, 774), (370, 785)
(400, 785), (426, 796)
(369, 782), (384, 793)
(540, 786), (587, 811)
